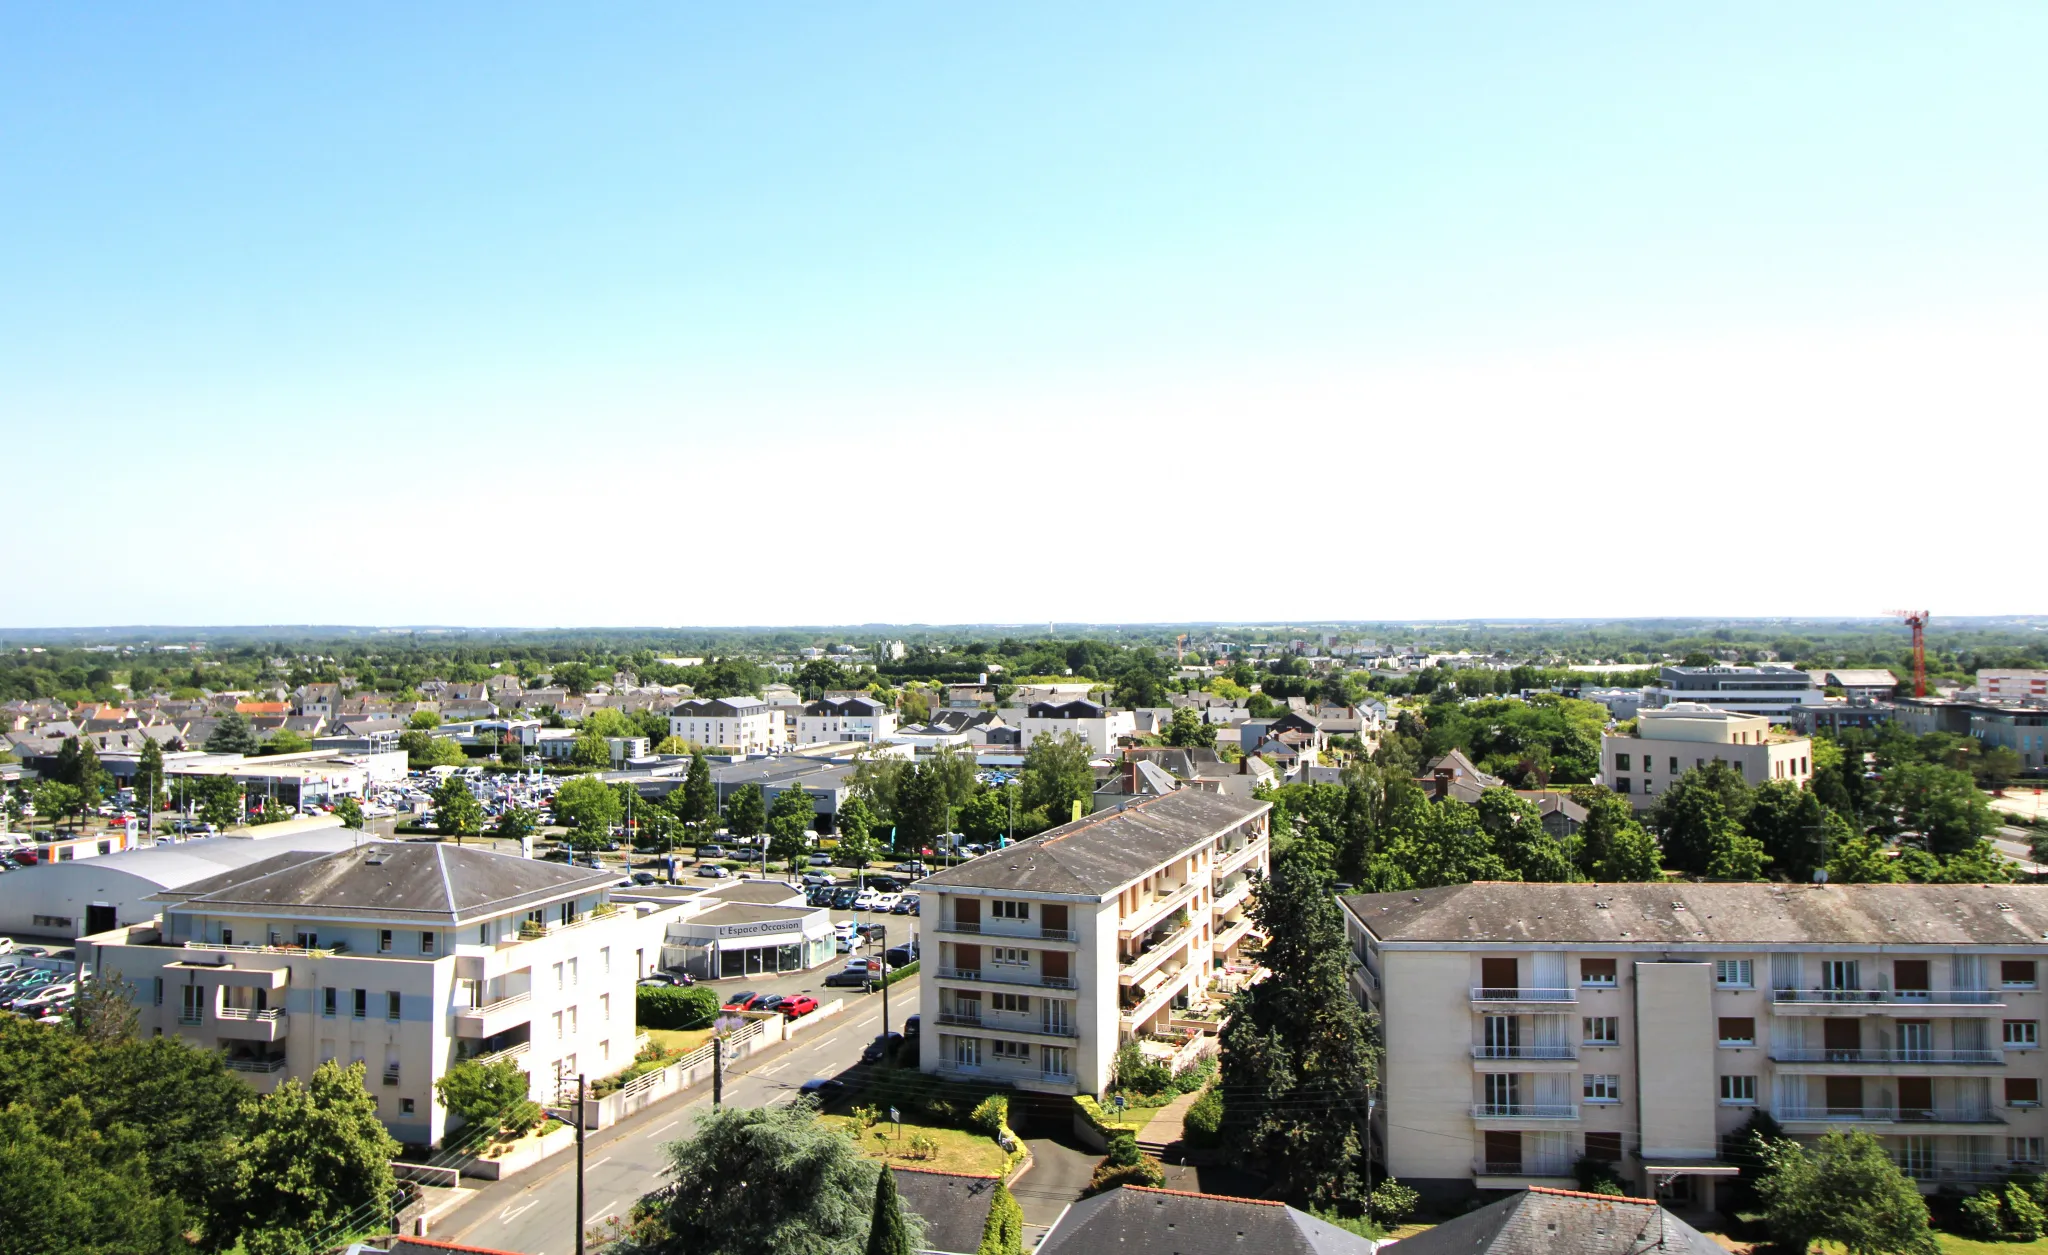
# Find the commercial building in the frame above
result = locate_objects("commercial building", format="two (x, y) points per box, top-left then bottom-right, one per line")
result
(85, 843), (645, 1148)
(1982, 672), (2048, 702)
(667, 696), (781, 754)
(616, 878), (837, 979)
(1339, 882), (2048, 1206)
(796, 695), (898, 745)
(1647, 665), (1823, 724)
(914, 788), (1271, 1096)
(1600, 705), (1812, 809)
(1897, 697), (2048, 773)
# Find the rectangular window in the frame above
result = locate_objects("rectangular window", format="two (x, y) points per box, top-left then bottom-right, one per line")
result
(553, 1011), (563, 1040)
(1615, 777), (1632, 794)
(420, 931), (436, 955)
(1583, 1074), (1621, 1102)
(2012, 1138), (2045, 1166)
(1615, 753), (1631, 772)
(2005, 961), (2038, 989)
(379, 929), (393, 953)
(992, 1040), (1030, 1061)
(2009, 1078), (2041, 1107)
(568, 958), (578, 986)
(295, 930), (318, 950)
(323, 987), (336, 1017)
(568, 1006), (578, 1034)
(992, 901), (1030, 920)
(554, 961), (564, 990)
(2006, 1020), (2039, 1049)
(601, 1039), (610, 1062)
(1583, 1016), (1619, 1046)
(991, 993), (1031, 1013)
(152, 977), (163, 1006)
(1669, 757), (1679, 773)
(1580, 959), (1617, 988)
(402, 1098), (416, 1115)
(601, 993), (611, 1022)
(1715, 960), (1754, 989)
(601, 946), (611, 975)
(1718, 1017), (1756, 1046)
(1720, 1075), (1758, 1105)
(386, 991), (401, 1022)
(352, 989), (367, 1020)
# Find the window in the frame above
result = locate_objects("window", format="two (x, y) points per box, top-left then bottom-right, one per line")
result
(601, 993), (611, 1022)
(1584, 1074), (1621, 1102)
(2006, 961), (2038, 990)
(991, 993), (1031, 1013)
(2012, 1138), (2045, 1166)
(601, 946), (611, 975)
(1720, 1075), (1758, 1105)
(568, 1006), (578, 1034)
(1583, 1016), (1620, 1046)
(601, 1039), (610, 1062)
(1615, 778), (1632, 794)
(992, 947), (1028, 966)
(1715, 960), (1754, 989)
(1718, 1017), (1756, 1046)
(379, 929), (393, 953)
(323, 987), (336, 1017)
(1669, 757), (1679, 773)
(401, 1098), (416, 1115)
(295, 930), (319, 950)
(992, 901), (1030, 921)
(992, 1040), (1030, 1061)
(352, 989), (367, 1020)
(1615, 753), (1631, 772)
(553, 1011), (563, 1040)
(152, 977), (163, 1006)
(2006, 1020), (2039, 1049)
(386, 991), (402, 1022)
(568, 958), (579, 986)
(554, 962), (564, 990)
(953, 1037), (981, 1067)
(420, 931), (436, 955)
(2009, 1078), (2041, 1107)
(1580, 959), (1617, 988)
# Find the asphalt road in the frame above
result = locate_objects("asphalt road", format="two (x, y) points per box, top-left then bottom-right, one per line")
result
(435, 975), (920, 1255)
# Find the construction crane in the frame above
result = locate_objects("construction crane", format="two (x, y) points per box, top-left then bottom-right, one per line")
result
(1888, 610), (1931, 698)
(1176, 633), (1189, 662)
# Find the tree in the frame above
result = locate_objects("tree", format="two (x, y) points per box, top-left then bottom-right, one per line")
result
(435, 1059), (542, 1144)
(67, 973), (140, 1047)
(432, 776), (484, 843)
(974, 1180), (1024, 1255)
(34, 780), (84, 832)
(1474, 789), (1577, 883)
(407, 709), (440, 730)
(1882, 761), (1997, 857)
(571, 729), (612, 768)
(555, 776), (623, 833)
(894, 763), (950, 853)
(399, 730), (466, 769)
(627, 1102), (915, 1255)
(957, 788), (1012, 845)
(333, 796), (364, 831)
(1378, 795), (1510, 889)
(1974, 745), (2024, 793)
(136, 737), (166, 813)
(1755, 1130), (1939, 1255)
(1164, 706), (1216, 749)
(1650, 763), (1752, 877)
(494, 806), (538, 842)
(209, 1060), (402, 1255)
(1217, 847), (1379, 1209)
(0, 1098), (192, 1255)
(834, 824), (882, 871)
(192, 774), (245, 830)
(864, 1164), (914, 1255)
(260, 729), (311, 756)
(1745, 782), (1835, 882)
(768, 784), (814, 871)
(1828, 823), (1903, 883)
(724, 784), (766, 844)
(1568, 786), (1664, 881)
(1020, 733), (1093, 822)
(205, 713), (261, 756)
(835, 794), (877, 848)
(679, 754), (716, 829)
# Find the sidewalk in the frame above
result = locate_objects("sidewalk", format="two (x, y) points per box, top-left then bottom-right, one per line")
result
(1135, 1089), (1203, 1155)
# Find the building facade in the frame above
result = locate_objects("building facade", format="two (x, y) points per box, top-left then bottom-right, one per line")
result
(1982, 672), (2048, 702)
(913, 789), (1270, 1096)
(1601, 705), (1812, 809)
(1005, 699), (1137, 755)
(796, 695), (898, 745)
(1648, 665), (1823, 724)
(85, 843), (645, 1148)
(667, 696), (781, 754)
(1341, 882), (2048, 1206)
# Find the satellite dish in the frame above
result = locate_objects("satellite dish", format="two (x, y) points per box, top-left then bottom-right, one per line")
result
(1812, 868), (1829, 884)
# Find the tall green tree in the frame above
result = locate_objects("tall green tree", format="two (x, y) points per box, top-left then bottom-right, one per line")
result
(0, 1098), (191, 1255)
(555, 775), (624, 833)
(1650, 763), (1752, 876)
(431, 776), (484, 843)
(1745, 782), (1835, 882)
(724, 783), (766, 844)
(1164, 706), (1217, 749)
(135, 737), (166, 813)
(34, 780), (85, 831)
(894, 763), (950, 853)
(207, 1060), (401, 1255)
(1568, 785), (1665, 881)
(1881, 761), (1997, 857)
(768, 784), (814, 870)
(191, 774), (244, 829)
(863, 1165), (914, 1255)
(1473, 789), (1577, 883)
(1371, 794), (1509, 889)
(205, 713), (261, 756)
(1754, 1131), (1938, 1255)
(494, 806), (538, 842)
(332, 796), (364, 831)
(680, 753), (717, 829)
(435, 1059), (543, 1143)
(1218, 848), (1380, 1210)
(835, 794), (877, 848)
(1020, 732), (1094, 822)
(974, 1180), (1025, 1255)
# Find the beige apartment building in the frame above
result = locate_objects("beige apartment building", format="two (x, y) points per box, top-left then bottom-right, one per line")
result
(1341, 882), (2048, 1206)
(914, 789), (1270, 1095)
(1602, 704), (1812, 809)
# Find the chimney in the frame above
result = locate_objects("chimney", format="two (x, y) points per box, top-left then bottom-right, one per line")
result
(1433, 768), (1452, 801)
(1239, 755), (1248, 775)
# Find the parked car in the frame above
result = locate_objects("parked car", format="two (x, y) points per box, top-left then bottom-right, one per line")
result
(797, 1078), (844, 1101)
(829, 887), (858, 910)
(807, 854), (833, 867)
(895, 860), (929, 877)
(901, 1013), (920, 1042)
(695, 844), (727, 860)
(631, 870), (659, 886)
(639, 971), (695, 987)
(779, 995), (818, 1019)
(891, 893), (919, 916)
(865, 875), (903, 894)
(720, 990), (759, 1012)
(800, 871), (833, 887)
(885, 945), (916, 969)
(822, 967), (872, 989)
(852, 888), (882, 911)
(11, 981), (76, 1012)
(872, 892), (902, 913)
(747, 993), (784, 1014)
(696, 864), (732, 879)
(861, 1031), (904, 1063)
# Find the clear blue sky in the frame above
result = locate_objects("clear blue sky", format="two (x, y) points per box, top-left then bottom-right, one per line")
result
(4, 5), (2042, 627)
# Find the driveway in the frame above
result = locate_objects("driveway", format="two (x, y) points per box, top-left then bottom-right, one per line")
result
(1010, 1133), (1098, 1244)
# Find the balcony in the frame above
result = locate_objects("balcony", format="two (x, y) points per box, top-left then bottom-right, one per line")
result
(1471, 1046), (1577, 1071)
(937, 1010), (1078, 1039)
(1121, 921), (1195, 986)
(1772, 989), (2006, 1015)
(1776, 1106), (2006, 1128)
(215, 1007), (289, 1042)
(1119, 880), (1202, 940)
(223, 1055), (288, 1073)
(1471, 1103), (1579, 1123)
(1120, 966), (1199, 1031)
(469, 1041), (530, 1067)
(1211, 878), (1254, 916)
(935, 1058), (1078, 1094)
(1771, 1049), (2005, 1075)
(453, 991), (533, 1039)
(1470, 987), (1577, 1007)
(935, 967), (1078, 991)
(937, 919), (1080, 945)
(1213, 838), (1267, 880)
(1472, 1157), (1576, 1180)
(1214, 917), (1256, 957)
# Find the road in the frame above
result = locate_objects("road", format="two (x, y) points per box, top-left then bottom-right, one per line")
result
(435, 975), (920, 1255)
(1995, 826), (2046, 875)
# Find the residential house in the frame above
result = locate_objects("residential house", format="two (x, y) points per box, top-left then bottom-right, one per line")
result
(1006, 699), (1137, 755)
(797, 695), (898, 745)
(1388, 1187), (1721, 1255)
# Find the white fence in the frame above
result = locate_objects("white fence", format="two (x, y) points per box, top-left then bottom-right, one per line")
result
(578, 999), (848, 1129)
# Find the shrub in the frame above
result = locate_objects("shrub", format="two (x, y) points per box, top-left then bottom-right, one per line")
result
(2004, 1183), (2047, 1242)
(976, 1180), (1025, 1255)
(971, 1095), (1009, 1137)
(1183, 1088), (1224, 1148)
(1573, 1154), (1624, 1196)
(1367, 1179), (1420, 1226)
(853, 1104), (881, 1129)
(1110, 1041), (1171, 1097)
(637, 984), (719, 1030)
(1170, 1055), (1218, 1095)
(1963, 1190), (2007, 1240)
(1087, 1154), (1166, 1196)
(437, 1059), (543, 1145)
(906, 1132), (940, 1160)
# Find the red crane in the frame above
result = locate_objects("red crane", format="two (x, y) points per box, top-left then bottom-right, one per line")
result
(1888, 610), (1931, 698)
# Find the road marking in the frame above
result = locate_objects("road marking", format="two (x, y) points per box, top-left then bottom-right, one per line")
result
(651, 1121), (679, 1136)
(594, 1198), (621, 1220)
(500, 1200), (539, 1223)
(760, 1062), (788, 1075)
(590, 1156), (611, 1168)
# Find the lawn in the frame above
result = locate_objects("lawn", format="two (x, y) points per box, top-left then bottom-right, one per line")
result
(645, 1027), (714, 1056)
(820, 1113), (1008, 1177)
(1931, 1235), (2048, 1255)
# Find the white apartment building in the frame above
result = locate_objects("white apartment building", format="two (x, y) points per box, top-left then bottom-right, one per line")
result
(667, 696), (781, 753)
(914, 789), (1270, 1095)
(85, 843), (647, 1148)
(1649, 665), (1824, 724)
(1341, 882), (2048, 1208)
(796, 695), (898, 745)
(1982, 671), (2048, 702)
(1602, 704), (1812, 809)
(1003, 699), (1138, 756)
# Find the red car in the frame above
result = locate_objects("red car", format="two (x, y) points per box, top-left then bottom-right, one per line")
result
(779, 995), (819, 1019)
(720, 990), (758, 1013)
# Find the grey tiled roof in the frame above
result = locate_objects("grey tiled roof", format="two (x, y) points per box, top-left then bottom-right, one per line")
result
(890, 1168), (1001, 1255)
(1386, 1188), (1720, 1255)
(917, 790), (1268, 898)
(164, 843), (619, 924)
(1344, 882), (2048, 947)
(1038, 1186), (1375, 1255)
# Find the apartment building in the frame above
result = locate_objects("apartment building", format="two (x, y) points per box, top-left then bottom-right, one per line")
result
(796, 695), (898, 745)
(85, 843), (644, 1148)
(913, 789), (1270, 1095)
(1340, 882), (2048, 1207)
(1897, 696), (2048, 773)
(1648, 665), (1823, 724)
(667, 696), (781, 753)
(1981, 672), (2048, 702)
(1003, 699), (1137, 755)
(1601, 704), (1812, 809)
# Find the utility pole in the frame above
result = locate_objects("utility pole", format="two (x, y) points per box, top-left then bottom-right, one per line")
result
(712, 1033), (725, 1107)
(875, 924), (890, 1046)
(575, 1073), (588, 1255)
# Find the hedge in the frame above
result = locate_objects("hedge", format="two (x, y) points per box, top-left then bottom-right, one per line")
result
(637, 984), (720, 1030)
(880, 959), (919, 989)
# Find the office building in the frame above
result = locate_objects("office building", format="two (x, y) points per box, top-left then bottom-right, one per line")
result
(1648, 666), (1823, 724)
(1601, 705), (1811, 809)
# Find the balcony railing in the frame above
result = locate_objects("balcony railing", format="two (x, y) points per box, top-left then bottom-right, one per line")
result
(1119, 880), (1201, 938)
(1123, 922), (1195, 980)
(1773, 988), (2005, 1006)
(1771, 1049), (2004, 1065)
(1472, 1045), (1577, 1061)
(223, 1056), (288, 1073)
(938, 920), (1079, 943)
(1777, 1106), (2006, 1125)
(177, 1012), (203, 1026)
(463, 991), (532, 1016)
(937, 1011), (983, 1028)
(383, 1067), (402, 1086)
(1473, 1157), (1576, 1177)
(937, 967), (1078, 990)
(1470, 987), (1577, 1005)
(470, 1042), (530, 1067)
(1471, 1103), (1578, 1120)
(217, 1006), (285, 1022)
